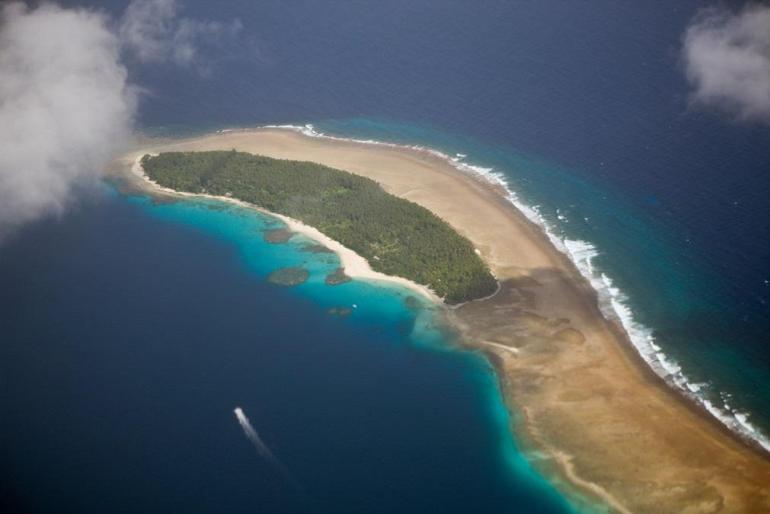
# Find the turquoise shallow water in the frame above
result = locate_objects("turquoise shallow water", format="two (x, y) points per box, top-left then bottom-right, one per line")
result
(127, 193), (599, 512)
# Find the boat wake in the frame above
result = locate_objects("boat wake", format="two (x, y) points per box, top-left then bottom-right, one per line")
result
(258, 123), (770, 454)
(233, 407), (301, 489)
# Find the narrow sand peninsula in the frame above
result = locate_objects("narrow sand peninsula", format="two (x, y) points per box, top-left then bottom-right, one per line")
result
(114, 128), (770, 513)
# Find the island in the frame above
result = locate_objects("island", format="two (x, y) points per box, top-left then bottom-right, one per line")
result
(115, 128), (770, 513)
(141, 151), (496, 304)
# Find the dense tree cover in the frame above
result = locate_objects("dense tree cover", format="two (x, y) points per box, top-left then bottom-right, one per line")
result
(142, 151), (498, 304)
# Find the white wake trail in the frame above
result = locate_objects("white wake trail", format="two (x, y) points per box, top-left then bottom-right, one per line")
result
(233, 407), (300, 490)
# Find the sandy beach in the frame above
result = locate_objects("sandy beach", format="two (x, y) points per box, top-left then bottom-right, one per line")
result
(114, 128), (770, 513)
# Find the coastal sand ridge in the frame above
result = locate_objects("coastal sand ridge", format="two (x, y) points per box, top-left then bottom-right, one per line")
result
(114, 128), (770, 513)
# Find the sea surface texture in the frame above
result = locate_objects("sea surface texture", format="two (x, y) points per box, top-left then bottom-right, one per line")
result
(3, 0), (770, 512)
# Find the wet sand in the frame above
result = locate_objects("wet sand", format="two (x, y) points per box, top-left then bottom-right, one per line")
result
(113, 128), (770, 513)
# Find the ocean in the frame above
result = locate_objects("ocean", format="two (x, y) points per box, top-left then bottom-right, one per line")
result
(3, 0), (770, 512)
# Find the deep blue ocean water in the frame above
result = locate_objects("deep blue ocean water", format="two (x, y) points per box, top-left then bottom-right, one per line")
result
(4, 0), (770, 512)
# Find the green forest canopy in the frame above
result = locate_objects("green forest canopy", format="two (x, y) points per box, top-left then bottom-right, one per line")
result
(142, 151), (498, 304)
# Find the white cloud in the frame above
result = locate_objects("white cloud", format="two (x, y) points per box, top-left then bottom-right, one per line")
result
(0, 0), (245, 239)
(0, 2), (135, 238)
(683, 3), (770, 123)
(119, 0), (242, 72)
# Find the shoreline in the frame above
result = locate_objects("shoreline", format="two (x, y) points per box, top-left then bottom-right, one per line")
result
(113, 128), (770, 512)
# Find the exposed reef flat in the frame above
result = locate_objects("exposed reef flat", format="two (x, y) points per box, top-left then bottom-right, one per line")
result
(113, 128), (770, 513)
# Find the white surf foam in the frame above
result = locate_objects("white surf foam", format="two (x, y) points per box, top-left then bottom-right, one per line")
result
(258, 123), (770, 454)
